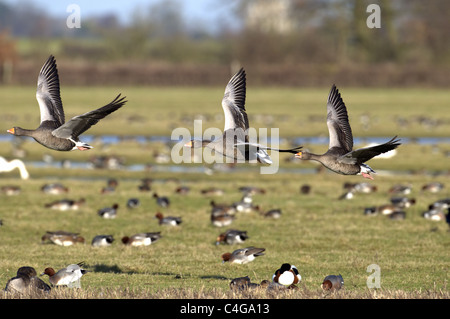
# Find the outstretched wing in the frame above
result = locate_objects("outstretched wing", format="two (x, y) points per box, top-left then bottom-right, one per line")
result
(326, 85), (353, 152)
(221, 68), (248, 133)
(338, 136), (401, 164)
(52, 94), (127, 139)
(36, 55), (65, 125)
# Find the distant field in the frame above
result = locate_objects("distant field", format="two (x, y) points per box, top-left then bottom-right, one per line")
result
(0, 86), (449, 299)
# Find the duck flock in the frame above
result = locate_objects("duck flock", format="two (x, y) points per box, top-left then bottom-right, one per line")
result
(1, 55), (449, 296)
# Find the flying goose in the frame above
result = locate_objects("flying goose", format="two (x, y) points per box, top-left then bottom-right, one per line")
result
(185, 68), (302, 164)
(295, 85), (401, 179)
(7, 55), (127, 151)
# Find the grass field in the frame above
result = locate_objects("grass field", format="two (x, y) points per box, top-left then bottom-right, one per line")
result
(0, 86), (449, 300)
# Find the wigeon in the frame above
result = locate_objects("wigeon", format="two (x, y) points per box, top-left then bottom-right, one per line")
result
(155, 212), (182, 226)
(428, 198), (450, 210)
(41, 183), (69, 194)
(97, 203), (119, 219)
(389, 211), (406, 220)
(390, 197), (416, 208)
(41, 262), (87, 288)
(200, 187), (224, 196)
(272, 263), (301, 287)
(364, 204), (402, 216)
(238, 186), (266, 195)
(322, 274), (344, 291)
(91, 235), (114, 247)
(421, 182), (444, 193)
(344, 182), (378, 194)
(221, 247), (265, 264)
(422, 208), (446, 221)
(261, 209), (282, 219)
(388, 184), (412, 195)
(175, 186), (190, 195)
(4, 266), (51, 294)
(45, 198), (85, 211)
(233, 194), (260, 213)
(216, 229), (249, 245)
(338, 190), (354, 200)
(153, 193), (170, 208)
(211, 212), (235, 227)
(121, 232), (162, 246)
(41, 230), (85, 246)
(138, 178), (152, 192)
(1, 185), (21, 196)
(210, 200), (236, 216)
(126, 198), (140, 208)
(229, 276), (269, 291)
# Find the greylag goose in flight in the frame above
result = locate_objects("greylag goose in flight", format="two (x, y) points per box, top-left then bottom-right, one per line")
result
(295, 85), (401, 179)
(7, 55), (127, 151)
(185, 68), (302, 164)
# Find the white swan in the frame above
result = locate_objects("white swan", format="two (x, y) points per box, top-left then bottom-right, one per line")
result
(0, 157), (29, 179)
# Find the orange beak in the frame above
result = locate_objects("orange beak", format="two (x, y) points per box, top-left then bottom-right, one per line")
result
(184, 141), (193, 147)
(7, 128), (14, 134)
(295, 151), (302, 158)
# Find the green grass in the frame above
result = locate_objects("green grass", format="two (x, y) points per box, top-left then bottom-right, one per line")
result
(0, 86), (449, 299)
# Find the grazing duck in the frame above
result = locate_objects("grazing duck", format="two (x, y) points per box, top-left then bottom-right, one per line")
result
(422, 208), (447, 221)
(121, 232), (162, 246)
(233, 194), (259, 213)
(322, 274), (344, 291)
(272, 263), (301, 287)
(98, 203), (119, 219)
(389, 210), (406, 220)
(221, 247), (265, 264)
(1, 185), (21, 196)
(211, 212), (235, 227)
(261, 208), (282, 219)
(421, 182), (444, 193)
(44, 198), (85, 211)
(428, 198), (450, 210)
(238, 186), (266, 195)
(40, 262), (87, 288)
(216, 229), (249, 245)
(229, 276), (268, 291)
(4, 266), (51, 294)
(175, 186), (190, 195)
(41, 231), (85, 246)
(138, 178), (152, 192)
(155, 212), (182, 226)
(388, 184), (412, 195)
(390, 197), (416, 208)
(126, 198), (140, 208)
(7, 55), (127, 151)
(200, 187), (224, 196)
(210, 200), (236, 216)
(364, 204), (402, 216)
(153, 193), (170, 208)
(295, 85), (401, 179)
(185, 68), (302, 164)
(91, 235), (114, 247)
(344, 182), (378, 193)
(41, 183), (68, 194)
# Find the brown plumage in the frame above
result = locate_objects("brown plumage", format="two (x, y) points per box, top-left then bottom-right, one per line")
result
(295, 85), (401, 179)
(7, 55), (127, 151)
